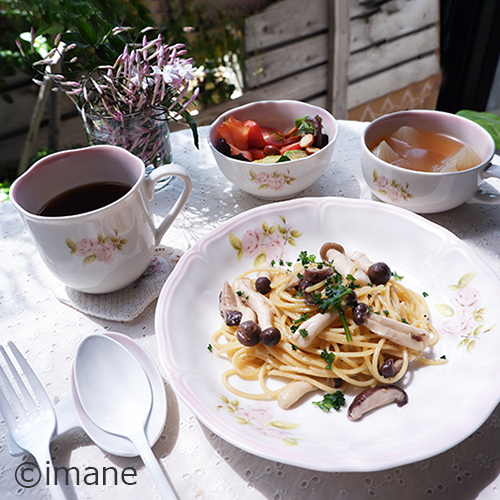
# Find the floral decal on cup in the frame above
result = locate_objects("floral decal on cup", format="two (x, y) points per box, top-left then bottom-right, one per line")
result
(434, 273), (493, 351)
(372, 169), (414, 202)
(217, 394), (301, 447)
(229, 216), (302, 267)
(66, 230), (128, 265)
(249, 168), (296, 192)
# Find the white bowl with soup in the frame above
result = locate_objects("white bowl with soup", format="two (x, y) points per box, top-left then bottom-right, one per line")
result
(360, 110), (498, 213)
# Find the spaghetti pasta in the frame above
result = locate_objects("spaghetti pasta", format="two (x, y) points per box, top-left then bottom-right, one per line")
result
(212, 246), (443, 410)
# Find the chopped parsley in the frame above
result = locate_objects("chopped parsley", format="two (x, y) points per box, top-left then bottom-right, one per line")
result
(313, 279), (354, 341)
(401, 318), (409, 324)
(392, 271), (404, 281)
(320, 349), (335, 370)
(291, 344), (298, 351)
(299, 328), (308, 338)
(298, 250), (316, 266)
(312, 391), (345, 412)
(207, 344), (213, 352)
(422, 291), (429, 297)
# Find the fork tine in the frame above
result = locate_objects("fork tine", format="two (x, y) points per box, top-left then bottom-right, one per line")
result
(8, 341), (52, 408)
(0, 363), (22, 428)
(0, 345), (37, 414)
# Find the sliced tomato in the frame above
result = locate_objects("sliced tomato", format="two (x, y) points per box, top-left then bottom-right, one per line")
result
(229, 144), (252, 162)
(261, 126), (285, 147)
(244, 120), (267, 149)
(217, 115), (249, 151)
(248, 148), (266, 161)
(280, 142), (302, 155)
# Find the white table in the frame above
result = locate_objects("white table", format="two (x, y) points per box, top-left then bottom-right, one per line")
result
(2, 121), (500, 500)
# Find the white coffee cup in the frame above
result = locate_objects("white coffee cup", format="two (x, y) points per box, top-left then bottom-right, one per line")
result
(360, 110), (499, 213)
(10, 145), (192, 293)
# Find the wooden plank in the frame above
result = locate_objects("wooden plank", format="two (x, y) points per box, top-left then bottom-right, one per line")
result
(192, 64), (328, 126)
(349, 24), (439, 81)
(244, 33), (328, 89)
(350, 0), (439, 53)
(327, 0), (350, 119)
(244, 0), (328, 52)
(347, 52), (440, 108)
(348, 73), (442, 121)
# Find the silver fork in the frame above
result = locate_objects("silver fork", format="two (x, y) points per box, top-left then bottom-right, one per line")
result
(0, 341), (66, 499)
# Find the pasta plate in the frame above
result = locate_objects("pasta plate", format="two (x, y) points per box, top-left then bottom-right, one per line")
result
(155, 197), (500, 471)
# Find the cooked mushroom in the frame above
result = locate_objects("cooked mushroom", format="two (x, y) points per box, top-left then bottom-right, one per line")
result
(292, 309), (339, 348)
(347, 385), (408, 421)
(236, 321), (261, 346)
(345, 249), (374, 273)
(233, 278), (282, 346)
(218, 281), (243, 326)
(351, 302), (429, 351)
(380, 357), (404, 378)
(320, 243), (369, 286)
(278, 378), (341, 409)
(367, 262), (392, 285)
(278, 381), (318, 409)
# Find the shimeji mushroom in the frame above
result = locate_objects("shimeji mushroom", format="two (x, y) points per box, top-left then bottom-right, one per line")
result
(278, 378), (340, 410)
(347, 385), (408, 421)
(320, 243), (369, 285)
(345, 249), (392, 285)
(233, 278), (282, 347)
(292, 309), (339, 348)
(352, 302), (430, 351)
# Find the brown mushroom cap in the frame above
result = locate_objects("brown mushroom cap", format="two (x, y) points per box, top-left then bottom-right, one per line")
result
(347, 385), (408, 421)
(320, 242), (345, 262)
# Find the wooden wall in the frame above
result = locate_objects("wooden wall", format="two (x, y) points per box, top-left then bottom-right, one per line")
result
(0, 0), (441, 178)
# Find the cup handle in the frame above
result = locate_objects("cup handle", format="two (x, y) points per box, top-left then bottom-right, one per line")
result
(470, 154), (500, 205)
(144, 163), (193, 246)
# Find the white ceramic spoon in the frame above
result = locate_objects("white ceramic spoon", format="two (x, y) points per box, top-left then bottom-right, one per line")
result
(74, 334), (177, 500)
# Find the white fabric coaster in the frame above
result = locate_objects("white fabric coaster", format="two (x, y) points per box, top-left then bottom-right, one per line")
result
(53, 246), (182, 321)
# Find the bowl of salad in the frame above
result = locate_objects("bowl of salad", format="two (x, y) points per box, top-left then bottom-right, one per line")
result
(208, 100), (338, 199)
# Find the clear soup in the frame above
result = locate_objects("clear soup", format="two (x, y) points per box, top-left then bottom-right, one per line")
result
(370, 126), (481, 173)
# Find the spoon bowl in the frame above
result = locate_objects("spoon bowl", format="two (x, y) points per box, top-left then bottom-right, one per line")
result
(74, 334), (178, 499)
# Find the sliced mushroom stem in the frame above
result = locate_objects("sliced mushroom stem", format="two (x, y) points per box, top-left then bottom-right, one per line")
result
(345, 250), (373, 273)
(278, 381), (318, 409)
(364, 315), (429, 351)
(278, 378), (339, 409)
(219, 281), (243, 326)
(347, 385), (408, 421)
(320, 243), (369, 286)
(233, 278), (275, 330)
(293, 309), (339, 348)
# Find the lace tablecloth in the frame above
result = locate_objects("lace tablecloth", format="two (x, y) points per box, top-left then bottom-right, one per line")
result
(2, 121), (500, 500)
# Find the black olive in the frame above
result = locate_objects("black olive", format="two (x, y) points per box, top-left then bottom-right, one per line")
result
(353, 302), (369, 325)
(260, 327), (281, 347)
(236, 321), (261, 346)
(367, 262), (392, 285)
(255, 276), (272, 295)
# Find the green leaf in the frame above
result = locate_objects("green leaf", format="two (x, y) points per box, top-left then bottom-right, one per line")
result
(66, 237), (76, 251)
(283, 438), (300, 447)
(457, 273), (475, 289)
(83, 254), (96, 265)
(229, 233), (242, 253)
(254, 252), (267, 268)
(269, 421), (300, 430)
(457, 110), (500, 149)
(433, 303), (455, 317)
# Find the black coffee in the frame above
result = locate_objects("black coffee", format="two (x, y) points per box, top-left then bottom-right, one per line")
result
(38, 182), (131, 216)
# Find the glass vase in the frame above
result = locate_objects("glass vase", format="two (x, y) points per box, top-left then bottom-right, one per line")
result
(81, 108), (174, 188)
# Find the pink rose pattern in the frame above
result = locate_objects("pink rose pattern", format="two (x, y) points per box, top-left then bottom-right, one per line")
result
(372, 169), (414, 202)
(229, 216), (302, 267)
(249, 168), (296, 192)
(434, 273), (492, 352)
(217, 394), (301, 446)
(66, 230), (128, 266)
